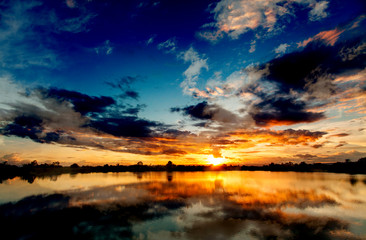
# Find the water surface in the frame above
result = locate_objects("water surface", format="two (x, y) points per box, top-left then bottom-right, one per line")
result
(1, 171), (365, 240)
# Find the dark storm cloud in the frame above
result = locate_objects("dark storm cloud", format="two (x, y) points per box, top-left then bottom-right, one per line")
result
(0, 87), (163, 150)
(262, 39), (366, 94)
(250, 96), (325, 127)
(39, 87), (115, 115)
(121, 104), (146, 115)
(240, 37), (366, 127)
(0, 115), (62, 143)
(171, 101), (212, 120)
(39, 88), (160, 139)
(171, 101), (239, 123)
(87, 116), (159, 138)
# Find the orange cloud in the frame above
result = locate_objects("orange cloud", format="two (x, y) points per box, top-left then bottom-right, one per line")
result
(298, 28), (344, 47)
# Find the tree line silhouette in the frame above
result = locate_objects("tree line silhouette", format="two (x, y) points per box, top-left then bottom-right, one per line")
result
(1, 158), (365, 183)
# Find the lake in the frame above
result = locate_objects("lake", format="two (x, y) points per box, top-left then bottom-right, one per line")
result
(1, 171), (366, 240)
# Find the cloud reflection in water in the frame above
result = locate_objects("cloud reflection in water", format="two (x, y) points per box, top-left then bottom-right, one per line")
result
(0, 172), (365, 240)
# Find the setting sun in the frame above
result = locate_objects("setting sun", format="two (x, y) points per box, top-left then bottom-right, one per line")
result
(206, 155), (225, 166)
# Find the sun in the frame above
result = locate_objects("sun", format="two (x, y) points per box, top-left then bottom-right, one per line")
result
(206, 155), (225, 166)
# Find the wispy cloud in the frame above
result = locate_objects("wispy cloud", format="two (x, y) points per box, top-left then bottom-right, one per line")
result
(157, 38), (177, 53)
(274, 43), (290, 54)
(0, 0), (96, 70)
(199, 0), (330, 42)
(94, 40), (114, 55)
(309, 1), (329, 21)
(298, 28), (344, 48)
(179, 47), (209, 96)
(146, 35), (156, 45)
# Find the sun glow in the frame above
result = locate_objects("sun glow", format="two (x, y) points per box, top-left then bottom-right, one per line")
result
(206, 155), (225, 166)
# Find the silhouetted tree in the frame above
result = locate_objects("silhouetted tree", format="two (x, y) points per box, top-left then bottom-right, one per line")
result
(23, 160), (38, 168)
(166, 161), (175, 171)
(70, 163), (79, 168)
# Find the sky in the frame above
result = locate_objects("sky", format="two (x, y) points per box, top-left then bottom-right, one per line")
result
(0, 0), (365, 166)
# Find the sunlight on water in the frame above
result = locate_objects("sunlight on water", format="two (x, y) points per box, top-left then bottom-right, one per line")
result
(1, 171), (366, 239)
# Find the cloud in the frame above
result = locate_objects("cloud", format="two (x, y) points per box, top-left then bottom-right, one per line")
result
(1, 115), (60, 143)
(146, 35), (156, 45)
(87, 116), (159, 138)
(0, 0), (96, 70)
(171, 101), (240, 123)
(294, 154), (317, 159)
(298, 28), (344, 48)
(274, 43), (290, 54)
(329, 133), (350, 138)
(120, 90), (139, 100)
(309, 1), (329, 21)
(249, 40), (256, 53)
(296, 150), (366, 162)
(106, 75), (143, 100)
(263, 38), (365, 94)
(0, 1), (59, 69)
(199, 0), (330, 41)
(232, 129), (327, 145)
(94, 40), (114, 55)
(39, 87), (116, 116)
(0, 79), (169, 154)
(66, 0), (76, 8)
(157, 38), (177, 53)
(0, 153), (25, 165)
(106, 75), (143, 90)
(179, 47), (209, 96)
(175, 33), (365, 130)
(249, 96), (325, 127)
(335, 141), (347, 148)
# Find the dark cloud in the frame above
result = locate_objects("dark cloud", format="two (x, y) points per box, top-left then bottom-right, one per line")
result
(250, 96), (325, 127)
(39, 87), (115, 115)
(262, 39), (366, 94)
(171, 101), (239, 123)
(330, 133), (350, 137)
(122, 106), (141, 115)
(160, 148), (187, 155)
(120, 90), (139, 100)
(0, 87), (165, 153)
(238, 37), (366, 127)
(87, 116), (159, 138)
(161, 129), (195, 138)
(294, 154), (317, 159)
(335, 141), (347, 148)
(106, 75), (143, 100)
(105, 75), (143, 89)
(0, 115), (61, 143)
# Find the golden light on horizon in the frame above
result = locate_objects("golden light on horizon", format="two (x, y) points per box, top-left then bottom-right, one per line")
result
(206, 155), (226, 166)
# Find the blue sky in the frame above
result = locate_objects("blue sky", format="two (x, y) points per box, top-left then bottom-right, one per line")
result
(0, 0), (365, 165)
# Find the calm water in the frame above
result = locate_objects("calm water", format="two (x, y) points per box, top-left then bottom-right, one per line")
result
(1, 171), (366, 240)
